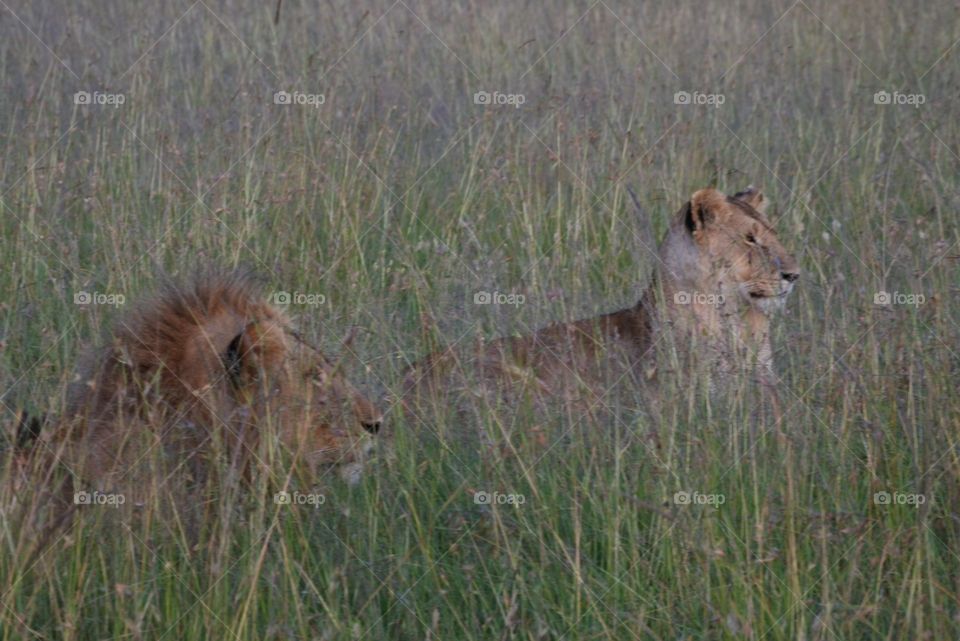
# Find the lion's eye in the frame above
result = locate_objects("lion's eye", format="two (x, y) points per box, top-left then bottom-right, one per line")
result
(309, 368), (329, 386)
(308, 373), (329, 403)
(745, 232), (758, 245)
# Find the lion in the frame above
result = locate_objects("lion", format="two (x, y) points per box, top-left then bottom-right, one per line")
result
(401, 187), (800, 430)
(15, 271), (383, 502)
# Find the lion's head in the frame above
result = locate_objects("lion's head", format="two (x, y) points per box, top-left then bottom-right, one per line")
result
(56, 273), (382, 486)
(223, 316), (382, 472)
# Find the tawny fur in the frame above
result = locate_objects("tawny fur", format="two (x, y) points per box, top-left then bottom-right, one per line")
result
(402, 187), (799, 420)
(35, 272), (382, 491)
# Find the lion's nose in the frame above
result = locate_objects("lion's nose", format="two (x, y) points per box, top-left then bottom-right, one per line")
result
(361, 419), (382, 435)
(781, 271), (800, 283)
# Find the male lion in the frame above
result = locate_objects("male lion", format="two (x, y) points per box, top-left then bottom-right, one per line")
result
(16, 272), (383, 501)
(402, 187), (799, 427)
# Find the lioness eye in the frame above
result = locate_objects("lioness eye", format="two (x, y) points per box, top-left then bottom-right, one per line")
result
(746, 232), (758, 244)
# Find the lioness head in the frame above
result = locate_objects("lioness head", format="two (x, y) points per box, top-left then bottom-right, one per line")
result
(666, 186), (799, 315)
(655, 186), (799, 381)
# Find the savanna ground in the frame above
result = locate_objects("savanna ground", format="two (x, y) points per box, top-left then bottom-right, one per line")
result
(1, 1), (959, 639)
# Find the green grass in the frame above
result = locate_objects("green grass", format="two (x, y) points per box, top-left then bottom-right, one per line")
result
(2, 0), (959, 639)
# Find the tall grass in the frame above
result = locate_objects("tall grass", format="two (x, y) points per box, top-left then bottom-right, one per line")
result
(1, 1), (958, 638)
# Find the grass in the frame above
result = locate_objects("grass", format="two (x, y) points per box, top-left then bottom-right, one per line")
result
(1, 0), (959, 639)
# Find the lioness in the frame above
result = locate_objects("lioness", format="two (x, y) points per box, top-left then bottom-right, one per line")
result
(16, 272), (383, 497)
(402, 187), (799, 422)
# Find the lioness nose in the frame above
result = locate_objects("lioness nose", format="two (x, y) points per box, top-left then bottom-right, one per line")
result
(781, 271), (799, 283)
(361, 420), (381, 435)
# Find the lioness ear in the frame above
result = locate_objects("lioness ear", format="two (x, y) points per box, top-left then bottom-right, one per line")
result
(15, 410), (45, 450)
(685, 188), (724, 236)
(733, 185), (767, 214)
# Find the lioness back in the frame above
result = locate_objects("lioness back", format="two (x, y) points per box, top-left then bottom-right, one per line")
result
(402, 187), (799, 426)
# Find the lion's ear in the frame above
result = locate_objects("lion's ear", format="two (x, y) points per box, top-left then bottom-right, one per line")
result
(222, 321), (286, 388)
(733, 185), (767, 214)
(222, 322), (264, 388)
(685, 188), (724, 235)
(223, 332), (246, 388)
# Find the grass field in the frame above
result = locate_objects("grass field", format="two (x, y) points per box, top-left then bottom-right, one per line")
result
(1, 1), (959, 639)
